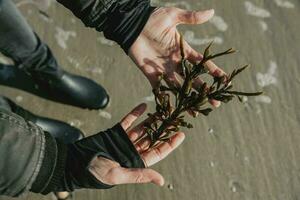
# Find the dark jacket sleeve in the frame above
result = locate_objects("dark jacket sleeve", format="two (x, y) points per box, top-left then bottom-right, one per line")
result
(0, 108), (47, 197)
(56, 0), (156, 53)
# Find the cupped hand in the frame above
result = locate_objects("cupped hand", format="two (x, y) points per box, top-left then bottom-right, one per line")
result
(129, 7), (225, 107)
(89, 104), (185, 186)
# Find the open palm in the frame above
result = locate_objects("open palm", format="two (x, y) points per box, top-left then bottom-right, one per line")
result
(129, 7), (225, 107)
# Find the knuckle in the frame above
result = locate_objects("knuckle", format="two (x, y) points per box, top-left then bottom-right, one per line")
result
(153, 148), (163, 159)
(131, 110), (140, 117)
(162, 7), (180, 21)
(190, 11), (197, 24)
(123, 117), (131, 127)
(135, 143), (143, 152)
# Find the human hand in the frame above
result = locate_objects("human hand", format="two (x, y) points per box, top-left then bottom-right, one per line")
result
(129, 7), (225, 107)
(89, 103), (185, 186)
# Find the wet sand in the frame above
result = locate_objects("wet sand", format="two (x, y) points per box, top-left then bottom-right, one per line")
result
(0, 0), (300, 199)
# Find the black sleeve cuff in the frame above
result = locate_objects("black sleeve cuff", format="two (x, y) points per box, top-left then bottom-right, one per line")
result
(57, 0), (156, 53)
(30, 132), (67, 194)
(102, 4), (156, 53)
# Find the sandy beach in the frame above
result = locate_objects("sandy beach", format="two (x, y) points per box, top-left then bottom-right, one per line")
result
(0, 0), (299, 199)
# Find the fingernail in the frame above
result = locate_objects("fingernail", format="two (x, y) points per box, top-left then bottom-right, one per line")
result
(159, 179), (165, 186)
(138, 103), (147, 111)
(212, 69), (224, 77)
(206, 9), (215, 17)
(214, 101), (221, 108)
(208, 9), (215, 14)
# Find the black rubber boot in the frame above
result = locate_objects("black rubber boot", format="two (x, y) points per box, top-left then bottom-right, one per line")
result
(0, 63), (109, 110)
(3, 97), (84, 144)
(14, 35), (109, 110)
(29, 68), (110, 110)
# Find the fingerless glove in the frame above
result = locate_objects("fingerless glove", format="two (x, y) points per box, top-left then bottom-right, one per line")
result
(30, 124), (144, 194)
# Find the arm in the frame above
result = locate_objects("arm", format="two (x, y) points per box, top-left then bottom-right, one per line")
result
(31, 104), (184, 193)
(0, 104), (183, 196)
(56, 0), (225, 107)
(0, 108), (50, 197)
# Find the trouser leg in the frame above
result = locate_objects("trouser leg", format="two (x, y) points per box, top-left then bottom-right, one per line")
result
(0, 0), (109, 109)
(0, 0), (60, 74)
(0, 95), (11, 111)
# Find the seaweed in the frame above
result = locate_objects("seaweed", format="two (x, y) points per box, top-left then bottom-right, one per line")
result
(141, 34), (262, 148)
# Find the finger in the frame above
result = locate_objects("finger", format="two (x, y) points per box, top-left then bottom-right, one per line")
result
(128, 116), (155, 142)
(141, 132), (185, 167)
(135, 137), (152, 153)
(55, 192), (70, 200)
(191, 76), (204, 89)
(191, 75), (221, 108)
(120, 103), (147, 131)
(209, 99), (221, 108)
(184, 43), (227, 77)
(176, 8), (214, 25)
(134, 123), (178, 153)
(111, 167), (164, 186)
(182, 44), (223, 108)
(192, 76), (221, 108)
(186, 56), (226, 77)
(184, 45), (202, 64)
(205, 60), (227, 77)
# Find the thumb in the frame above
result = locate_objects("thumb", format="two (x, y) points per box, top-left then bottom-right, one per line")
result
(113, 167), (165, 186)
(177, 9), (215, 25)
